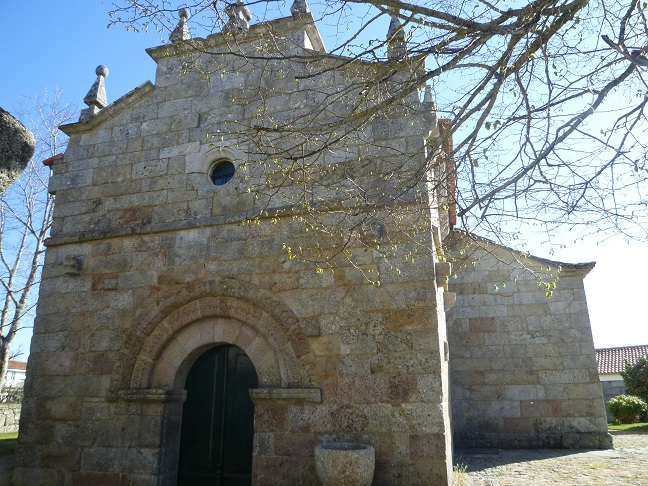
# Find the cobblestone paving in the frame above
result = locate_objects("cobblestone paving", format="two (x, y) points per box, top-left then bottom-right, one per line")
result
(455, 432), (648, 485)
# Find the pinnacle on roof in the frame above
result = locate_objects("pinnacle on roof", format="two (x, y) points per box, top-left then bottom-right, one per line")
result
(290, 0), (310, 17)
(170, 8), (192, 43)
(221, 0), (252, 33)
(79, 65), (109, 122)
(424, 85), (434, 103)
(386, 12), (407, 61)
(423, 85), (437, 121)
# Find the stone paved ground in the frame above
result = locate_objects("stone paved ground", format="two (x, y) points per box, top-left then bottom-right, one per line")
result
(455, 432), (648, 485)
(0, 432), (644, 485)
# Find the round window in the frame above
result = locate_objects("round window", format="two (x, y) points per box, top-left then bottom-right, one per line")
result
(210, 160), (235, 186)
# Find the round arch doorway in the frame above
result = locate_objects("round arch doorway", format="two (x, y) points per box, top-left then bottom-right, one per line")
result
(177, 344), (259, 486)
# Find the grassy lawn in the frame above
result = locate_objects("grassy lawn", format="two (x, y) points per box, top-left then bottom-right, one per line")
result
(608, 422), (648, 432)
(0, 432), (17, 456)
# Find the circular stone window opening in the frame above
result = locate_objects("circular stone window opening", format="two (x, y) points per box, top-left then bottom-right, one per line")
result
(210, 160), (235, 186)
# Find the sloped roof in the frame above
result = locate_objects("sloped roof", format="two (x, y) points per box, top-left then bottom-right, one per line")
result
(7, 360), (26, 371)
(596, 345), (648, 374)
(446, 229), (596, 275)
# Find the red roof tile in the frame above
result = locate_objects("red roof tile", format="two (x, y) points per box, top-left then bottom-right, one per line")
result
(596, 345), (648, 374)
(7, 360), (26, 371)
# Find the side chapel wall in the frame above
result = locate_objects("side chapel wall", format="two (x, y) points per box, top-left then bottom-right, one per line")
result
(446, 233), (611, 449)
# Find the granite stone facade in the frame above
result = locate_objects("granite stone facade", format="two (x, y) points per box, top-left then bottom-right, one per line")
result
(14, 9), (610, 486)
(14, 13), (453, 486)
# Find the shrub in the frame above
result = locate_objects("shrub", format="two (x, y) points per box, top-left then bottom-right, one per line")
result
(607, 394), (647, 424)
(621, 355), (648, 403)
(0, 384), (23, 404)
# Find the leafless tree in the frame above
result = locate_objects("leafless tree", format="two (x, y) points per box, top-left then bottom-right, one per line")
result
(0, 91), (75, 387)
(107, 0), (647, 267)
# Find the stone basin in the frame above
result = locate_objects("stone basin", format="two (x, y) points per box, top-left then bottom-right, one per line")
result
(315, 442), (375, 486)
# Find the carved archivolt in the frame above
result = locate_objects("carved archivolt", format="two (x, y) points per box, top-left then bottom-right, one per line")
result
(114, 277), (312, 391)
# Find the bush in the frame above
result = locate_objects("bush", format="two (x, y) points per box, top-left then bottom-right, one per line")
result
(607, 394), (648, 424)
(0, 384), (23, 404)
(621, 355), (648, 403)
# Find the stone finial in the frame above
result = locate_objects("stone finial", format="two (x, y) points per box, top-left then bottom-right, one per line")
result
(222, 0), (252, 33)
(424, 85), (434, 103)
(291, 0), (310, 16)
(79, 65), (109, 122)
(170, 8), (192, 43)
(387, 13), (407, 61)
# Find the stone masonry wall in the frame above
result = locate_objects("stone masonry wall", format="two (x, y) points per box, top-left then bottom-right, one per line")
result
(15, 16), (454, 486)
(0, 403), (21, 433)
(446, 233), (611, 449)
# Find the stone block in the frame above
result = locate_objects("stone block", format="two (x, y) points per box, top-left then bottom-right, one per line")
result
(409, 433), (446, 460)
(491, 358), (532, 371)
(399, 403), (446, 433)
(252, 455), (318, 486)
(520, 399), (560, 418)
(484, 370), (537, 386)
(12, 467), (65, 486)
(38, 352), (78, 376)
(273, 432), (317, 457)
(132, 160), (168, 179)
(560, 399), (601, 418)
(321, 376), (352, 403)
(71, 472), (131, 486)
(538, 369), (589, 385)
(81, 447), (159, 474)
(469, 385), (505, 400)
(543, 383), (603, 400)
(255, 403), (290, 433)
(504, 385), (542, 401)
(469, 317), (496, 332)
(117, 271), (158, 289)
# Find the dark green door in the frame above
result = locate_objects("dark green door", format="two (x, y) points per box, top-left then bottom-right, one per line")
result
(177, 345), (258, 486)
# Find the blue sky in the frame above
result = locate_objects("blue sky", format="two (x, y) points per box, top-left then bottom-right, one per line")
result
(1, 0), (647, 356)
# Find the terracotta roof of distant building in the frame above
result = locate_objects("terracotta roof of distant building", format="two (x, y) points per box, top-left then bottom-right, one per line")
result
(596, 345), (648, 374)
(7, 360), (26, 371)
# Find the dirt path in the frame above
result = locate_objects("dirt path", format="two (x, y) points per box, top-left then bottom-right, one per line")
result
(455, 432), (648, 485)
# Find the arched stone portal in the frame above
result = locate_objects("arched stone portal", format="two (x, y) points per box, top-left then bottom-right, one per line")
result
(114, 277), (313, 392)
(104, 283), (320, 484)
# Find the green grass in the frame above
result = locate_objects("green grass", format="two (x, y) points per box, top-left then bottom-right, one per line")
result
(608, 422), (648, 432)
(0, 432), (17, 456)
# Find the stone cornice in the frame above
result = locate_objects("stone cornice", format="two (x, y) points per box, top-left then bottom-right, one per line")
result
(106, 388), (187, 403)
(59, 81), (154, 135)
(44, 198), (426, 248)
(146, 14), (326, 62)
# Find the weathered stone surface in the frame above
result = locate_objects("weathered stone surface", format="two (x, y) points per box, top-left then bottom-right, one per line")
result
(0, 107), (34, 191)
(315, 442), (375, 486)
(447, 233), (609, 449)
(12, 8), (610, 486)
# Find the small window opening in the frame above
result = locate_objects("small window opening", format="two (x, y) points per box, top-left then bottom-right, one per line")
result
(210, 161), (235, 186)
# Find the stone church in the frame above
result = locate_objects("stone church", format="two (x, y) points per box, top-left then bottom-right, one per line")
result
(14, 4), (610, 485)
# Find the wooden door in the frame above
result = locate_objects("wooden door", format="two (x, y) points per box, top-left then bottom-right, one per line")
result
(177, 345), (258, 485)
